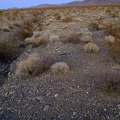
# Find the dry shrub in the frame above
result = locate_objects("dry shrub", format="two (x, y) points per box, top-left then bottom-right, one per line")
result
(51, 62), (70, 74)
(18, 27), (33, 40)
(54, 12), (61, 20)
(90, 21), (99, 30)
(106, 7), (119, 17)
(24, 20), (33, 29)
(25, 37), (48, 47)
(105, 24), (120, 39)
(106, 39), (120, 64)
(15, 53), (40, 79)
(105, 24), (120, 63)
(35, 37), (48, 46)
(49, 35), (60, 43)
(61, 16), (72, 22)
(31, 16), (39, 23)
(97, 71), (120, 93)
(15, 53), (56, 78)
(11, 11), (19, 19)
(64, 33), (80, 44)
(18, 20), (33, 40)
(0, 41), (19, 63)
(79, 28), (92, 36)
(80, 35), (93, 44)
(83, 43), (99, 53)
(104, 35), (115, 43)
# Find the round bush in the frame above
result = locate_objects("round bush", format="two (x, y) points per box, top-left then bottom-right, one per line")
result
(83, 43), (99, 53)
(51, 62), (70, 74)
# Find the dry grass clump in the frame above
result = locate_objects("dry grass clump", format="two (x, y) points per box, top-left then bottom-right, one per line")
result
(104, 35), (115, 43)
(79, 28), (92, 36)
(51, 62), (70, 75)
(106, 7), (119, 17)
(25, 37), (48, 47)
(15, 53), (56, 78)
(49, 35), (60, 43)
(80, 35), (93, 44)
(90, 21), (100, 30)
(0, 41), (19, 63)
(105, 24), (120, 63)
(25, 31), (47, 47)
(61, 16), (72, 22)
(105, 24), (120, 39)
(18, 20), (33, 40)
(54, 12), (62, 20)
(97, 70), (120, 93)
(106, 39), (120, 64)
(15, 53), (40, 79)
(64, 33), (80, 44)
(83, 42), (99, 53)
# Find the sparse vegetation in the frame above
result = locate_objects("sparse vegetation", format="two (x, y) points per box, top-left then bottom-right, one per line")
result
(64, 33), (80, 44)
(15, 53), (40, 79)
(61, 16), (72, 22)
(17, 20), (33, 40)
(97, 71), (120, 93)
(15, 53), (56, 78)
(25, 36), (48, 47)
(0, 41), (19, 63)
(49, 35), (60, 43)
(105, 24), (120, 39)
(106, 39), (120, 63)
(1, 4), (120, 119)
(80, 35), (93, 43)
(83, 42), (99, 53)
(51, 62), (70, 74)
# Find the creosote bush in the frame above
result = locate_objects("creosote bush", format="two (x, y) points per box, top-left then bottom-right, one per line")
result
(97, 71), (120, 93)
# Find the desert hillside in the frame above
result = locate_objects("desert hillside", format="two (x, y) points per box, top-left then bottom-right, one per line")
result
(0, 5), (120, 119)
(32, 0), (120, 8)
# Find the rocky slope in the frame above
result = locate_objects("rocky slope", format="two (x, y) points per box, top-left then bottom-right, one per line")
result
(0, 4), (120, 119)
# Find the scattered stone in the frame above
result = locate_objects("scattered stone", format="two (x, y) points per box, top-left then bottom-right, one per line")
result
(54, 94), (58, 97)
(36, 95), (45, 101)
(43, 105), (50, 111)
(46, 91), (51, 97)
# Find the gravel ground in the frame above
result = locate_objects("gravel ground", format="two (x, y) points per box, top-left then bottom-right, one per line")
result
(0, 6), (120, 120)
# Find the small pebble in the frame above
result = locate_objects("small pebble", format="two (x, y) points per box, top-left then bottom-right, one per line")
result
(46, 91), (51, 97)
(36, 96), (45, 101)
(43, 105), (50, 111)
(54, 94), (58, 98)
